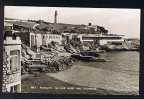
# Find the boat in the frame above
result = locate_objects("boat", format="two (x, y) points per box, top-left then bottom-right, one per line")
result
(80, 56), (108, 62)
(71, 52), (109, 62)
(80, 51), (100, 57)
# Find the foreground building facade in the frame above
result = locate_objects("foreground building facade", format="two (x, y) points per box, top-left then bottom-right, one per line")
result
(3, 31), (21, 92)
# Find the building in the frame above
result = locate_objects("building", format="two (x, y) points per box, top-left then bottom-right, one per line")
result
(4, 21), (39, 47)
(4, 22), (14, 31)
(4, 20), (63, 52)
(76, 33), (124, 44)
(124, 38), (140, 49)
(29, 32), (43, 51)
(3, 31), (21, 92)
(87, 23), (98, 32)
(29, 32), (62, 51)
(99, 34), (125, 45)
(62, 32), (78, 40)
(77, 34), (100, 43)
(41, 32), (62, 46)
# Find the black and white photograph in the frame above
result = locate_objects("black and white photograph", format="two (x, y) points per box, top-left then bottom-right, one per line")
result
(3, 6), (140, 95)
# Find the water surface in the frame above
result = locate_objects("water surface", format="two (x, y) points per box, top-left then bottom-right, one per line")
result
(46, 51), (139, 92)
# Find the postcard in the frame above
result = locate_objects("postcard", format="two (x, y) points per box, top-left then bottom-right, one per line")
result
(3, 6), (140, 95)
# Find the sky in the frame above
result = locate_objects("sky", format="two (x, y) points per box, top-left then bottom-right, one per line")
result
(4, 6), (140, 38)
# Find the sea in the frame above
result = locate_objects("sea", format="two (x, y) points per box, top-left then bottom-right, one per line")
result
(46, 51), (139, 93)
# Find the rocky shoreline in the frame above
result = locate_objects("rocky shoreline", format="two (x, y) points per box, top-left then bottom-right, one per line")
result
(21, 42), (139, 95)
(21, 43), (76, 73)
(40, 56), (74, 73)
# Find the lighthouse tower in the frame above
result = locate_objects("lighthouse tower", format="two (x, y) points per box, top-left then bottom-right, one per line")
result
(3, 30), (21, 93)
(54, 10), (58, 24)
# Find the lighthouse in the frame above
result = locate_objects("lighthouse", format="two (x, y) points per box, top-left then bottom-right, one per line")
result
(54, 10), (58, 24)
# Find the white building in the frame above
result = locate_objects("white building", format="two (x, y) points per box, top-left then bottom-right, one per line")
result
(77, 34), (101, 43)
(30, 32), (62, 51)
(45, 33), (62, 44)
(99, 35), (125, 45)
(30, 32), (42, 49)
(77, 34), (124, 45)
(87, 25), (98, 31)
(62, 32), (78, 40)
(4, 22), (14, 30)
(3, 31), (21, 92)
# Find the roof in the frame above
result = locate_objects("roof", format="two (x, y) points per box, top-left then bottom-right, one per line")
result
(80, 34), (101, 37)
(4, 30), (20, 38)
(78, 34), (124, 39)
(61, 32), (78, 36)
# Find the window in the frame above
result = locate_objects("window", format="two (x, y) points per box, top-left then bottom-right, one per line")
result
(49, 36), (52, 39)
(10, 85), (19, 93)
(10, 50), (20, 72)
(31, 35), (35, 46)
(108, 42), (122, 45)
(12, 33), (16, 40)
